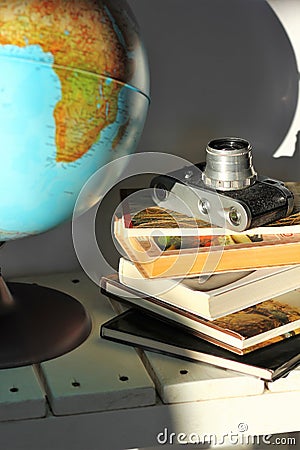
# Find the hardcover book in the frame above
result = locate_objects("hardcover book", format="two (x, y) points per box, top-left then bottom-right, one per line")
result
(114, 183), (300, 278)
(119, 258), (300, 320)
(101, 276), (300, 354)
(100, 308), (300, 381)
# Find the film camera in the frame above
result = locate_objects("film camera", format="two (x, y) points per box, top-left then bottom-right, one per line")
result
(150, 137), (294, 231)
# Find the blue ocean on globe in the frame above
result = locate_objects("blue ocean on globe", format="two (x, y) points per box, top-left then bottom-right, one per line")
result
(0, 45), (147, 239)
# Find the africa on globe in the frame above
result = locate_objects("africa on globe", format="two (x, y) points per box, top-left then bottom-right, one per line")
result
(0, 0), (149, 241)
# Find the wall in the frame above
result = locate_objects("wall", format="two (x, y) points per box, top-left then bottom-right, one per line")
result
(0, 0), (298, 278)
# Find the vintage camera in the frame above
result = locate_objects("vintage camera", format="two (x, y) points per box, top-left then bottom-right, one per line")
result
(150, 137), (294, 231)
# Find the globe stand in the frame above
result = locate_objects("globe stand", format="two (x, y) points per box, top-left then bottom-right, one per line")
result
(0, 248), (91, 369)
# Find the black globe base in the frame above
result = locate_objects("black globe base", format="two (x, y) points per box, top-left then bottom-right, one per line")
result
(0, 282), (92, 369)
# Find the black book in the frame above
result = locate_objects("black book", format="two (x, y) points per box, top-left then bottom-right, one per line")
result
(100, 308), (300, 381)
(100, 275), (300, 355)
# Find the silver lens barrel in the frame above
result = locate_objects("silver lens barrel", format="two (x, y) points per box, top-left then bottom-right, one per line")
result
(202, 137), (257, 191)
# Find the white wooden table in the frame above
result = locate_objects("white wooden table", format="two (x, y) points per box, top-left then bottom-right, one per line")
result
(0, 271), (299, 450)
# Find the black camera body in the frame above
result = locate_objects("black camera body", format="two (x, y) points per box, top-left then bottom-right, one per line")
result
(151, 138), (294, 231)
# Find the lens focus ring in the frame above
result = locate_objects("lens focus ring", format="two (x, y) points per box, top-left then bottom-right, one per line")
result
(202, 137), (257, 191)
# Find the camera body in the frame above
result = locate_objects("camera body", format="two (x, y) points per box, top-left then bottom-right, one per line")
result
(150, 138), (294, 232)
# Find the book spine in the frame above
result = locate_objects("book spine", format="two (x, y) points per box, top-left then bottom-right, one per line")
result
(136, 242), (300, 278)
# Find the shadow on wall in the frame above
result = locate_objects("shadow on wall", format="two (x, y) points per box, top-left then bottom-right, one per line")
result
(129, 0), (299, 181)
(2, 0), (299, 278)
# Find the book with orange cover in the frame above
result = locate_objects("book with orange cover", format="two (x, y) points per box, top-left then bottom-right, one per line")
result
(114, 183), (300, 278)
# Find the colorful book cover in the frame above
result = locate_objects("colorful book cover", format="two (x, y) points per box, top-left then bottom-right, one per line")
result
(114, 183), (300, 276)
(100, 308), (300, 381)
(116, 183), (300, 254)
(101, 276), (300, 354)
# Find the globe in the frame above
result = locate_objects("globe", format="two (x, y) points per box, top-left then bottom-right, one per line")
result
(0, 0), (149, 369)
(0, 0), (150, 241)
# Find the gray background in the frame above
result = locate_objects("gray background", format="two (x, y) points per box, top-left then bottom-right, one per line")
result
(1, 0), (299, 278)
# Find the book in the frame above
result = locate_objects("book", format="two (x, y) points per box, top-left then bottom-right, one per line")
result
(101, 276), (300, 354)
(119, 258), (300, 320)
(114, 183), (300, 277)
(100, 308), (300, 381)
(118, 182), (300, 236)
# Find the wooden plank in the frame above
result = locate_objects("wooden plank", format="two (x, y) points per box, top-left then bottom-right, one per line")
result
(140, 350), (264, 404)
(110, 297), (264, 402)
(0, 390), (299, 450)
(108, 298), (265, 403)
(13, 272), (156, 416)
(0, 366), (46, 421)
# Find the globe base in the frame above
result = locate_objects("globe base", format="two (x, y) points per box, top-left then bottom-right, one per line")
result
(0, 281), (91, 369)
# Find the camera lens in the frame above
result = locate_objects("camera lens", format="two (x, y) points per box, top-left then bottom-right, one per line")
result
(209, 138), (247, 152)
(202, 137), (257, 191)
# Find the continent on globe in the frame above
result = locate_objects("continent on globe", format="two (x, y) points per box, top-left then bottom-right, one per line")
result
(0, 0), (150, 240)
(0, 0), (145, 163)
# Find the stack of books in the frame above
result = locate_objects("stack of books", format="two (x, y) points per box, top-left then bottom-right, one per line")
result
(100, 183), (300, 381)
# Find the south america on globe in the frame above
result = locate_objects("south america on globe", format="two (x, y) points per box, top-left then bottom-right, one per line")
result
(0, 0), (150, 241)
